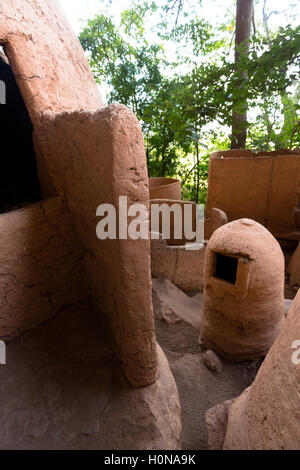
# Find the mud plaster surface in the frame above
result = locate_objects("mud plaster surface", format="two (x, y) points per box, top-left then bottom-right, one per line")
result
(0, 303), (181, 450)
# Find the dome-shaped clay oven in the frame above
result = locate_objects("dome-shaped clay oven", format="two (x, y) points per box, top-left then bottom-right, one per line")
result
(199, 219), (285, 361)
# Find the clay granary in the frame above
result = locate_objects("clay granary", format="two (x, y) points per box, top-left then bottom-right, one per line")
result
(200, 219), (285, 361)
(205, 149), (300, 240)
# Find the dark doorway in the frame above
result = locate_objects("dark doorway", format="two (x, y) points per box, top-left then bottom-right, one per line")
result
(214, 253), (238, 284)
(0, 48), (41, 214)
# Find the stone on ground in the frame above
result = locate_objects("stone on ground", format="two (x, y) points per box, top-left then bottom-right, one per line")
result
(203, 350), (223, 374)
(152, 278), (202, 330)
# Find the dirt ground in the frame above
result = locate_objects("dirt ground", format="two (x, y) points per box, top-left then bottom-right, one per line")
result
(0, 303), (181, 450)
(154, 305), (260, 450)
(154, 244), (298, 450)
(0, 244), (297, 450)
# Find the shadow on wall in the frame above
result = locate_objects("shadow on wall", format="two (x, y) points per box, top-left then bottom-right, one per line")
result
(0, 48), (41, 213)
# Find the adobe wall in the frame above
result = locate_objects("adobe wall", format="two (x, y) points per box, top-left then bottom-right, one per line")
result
(205, 149), (300, 240)
(149, 199), (197, 246)
(222, 289), (300, 450)
(0, 0), (103, 196)
(151, 233), (206, 292)
(0, 197), (89, 341)
(0, 0), (102, 116)
(37, 105), (158, 387)
(0, 1), (158, 387)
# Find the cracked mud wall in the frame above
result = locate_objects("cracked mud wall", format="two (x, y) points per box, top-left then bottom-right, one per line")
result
(0, 0), (102, 118)
(0, 197), (90, 341)
(0, 0), (103, 197)
(0, 0), (158, 387)
(0, 0), (99, 340)
(151, 236), (205, 293)
(37, 105), (158, 387)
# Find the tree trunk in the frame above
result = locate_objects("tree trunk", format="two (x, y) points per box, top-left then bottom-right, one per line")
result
(231, 0), (254, 149)
(161, 147), (166, 176)
(146, 132), (151, 176)
(196, 140), (200, 204)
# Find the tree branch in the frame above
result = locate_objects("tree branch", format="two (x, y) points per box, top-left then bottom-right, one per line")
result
(252, 8), (256, 38)
(165, 0), (184, 26)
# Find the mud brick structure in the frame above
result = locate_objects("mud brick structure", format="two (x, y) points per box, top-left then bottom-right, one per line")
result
(199, 218), (285, 361)
(0, 0), (157, 387)
(205, 149), (300, 240)
(149, 177), (182, 201)
(207, 290), (300, 450)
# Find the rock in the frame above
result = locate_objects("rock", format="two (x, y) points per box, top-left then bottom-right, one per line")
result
(198, 337), (206, 350)
(205, 399), (234, 450)
(152, 278), (202, 331)
(204, 350), (223, 374)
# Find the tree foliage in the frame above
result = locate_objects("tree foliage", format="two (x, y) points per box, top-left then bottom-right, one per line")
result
(79, 0), (300, 203)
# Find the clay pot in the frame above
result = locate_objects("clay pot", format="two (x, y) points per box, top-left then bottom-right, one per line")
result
(149, 178), (181, 201)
